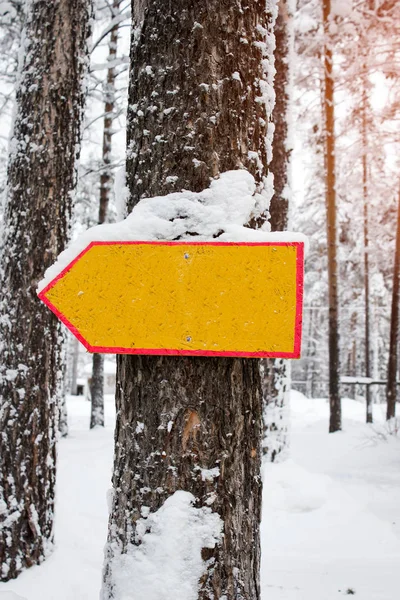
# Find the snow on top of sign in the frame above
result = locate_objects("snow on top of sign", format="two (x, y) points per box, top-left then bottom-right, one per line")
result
(103, 490), (222, 600)
(38, 169), (308, 292)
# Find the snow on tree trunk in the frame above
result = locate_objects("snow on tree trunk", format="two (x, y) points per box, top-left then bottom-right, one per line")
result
(101, 1), (277, 598)
(90, 0), (121, 430)
(261, 359), (291, 462)
(261, 0), (294, 463)
(322, 0), (341, 433)
(0, 0), (92, 581)
(58, 374), (69, 439)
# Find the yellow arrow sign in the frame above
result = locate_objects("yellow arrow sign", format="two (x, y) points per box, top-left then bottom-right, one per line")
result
(38, 241), (304, 358)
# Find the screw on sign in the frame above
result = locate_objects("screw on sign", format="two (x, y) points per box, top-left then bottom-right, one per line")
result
(38, 240), (304, 358)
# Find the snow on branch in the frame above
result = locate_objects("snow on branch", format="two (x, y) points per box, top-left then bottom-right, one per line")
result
(90, 55), (129, 72)
(90, 10), (131, 53)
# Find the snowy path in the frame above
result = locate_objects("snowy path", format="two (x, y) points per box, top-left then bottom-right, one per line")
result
(1, 392), (399, 599)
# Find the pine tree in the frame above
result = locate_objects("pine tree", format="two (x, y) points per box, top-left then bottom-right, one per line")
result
(101, 0), (277, 597)
(323, 0), (341, 432)
(386, 189), (400, 420)
(291, 0), (331, 400)
(262, 0), (294, 462)
(292, 0), (400, 409)
(0, 0), (92, 581)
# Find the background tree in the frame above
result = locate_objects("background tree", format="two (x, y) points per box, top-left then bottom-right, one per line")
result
(292, 0), (400, 421)
(0, 1), (23, 195)
(0, 0), (92, 581)
(90, 0), (123, 430)
(102, 0), (277, 598)
(322, 0), (341, 432)
(386, 189), (400, 420)
(262, 0), (294, 462)
(61, 0), (130, 417)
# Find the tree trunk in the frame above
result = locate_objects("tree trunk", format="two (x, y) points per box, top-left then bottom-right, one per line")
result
(323, 0), (341, 433)
(361, 72), (372, 423)
(90, 0), (121, 430)
(262, 358), (291, 462)
(268, 1), (291, 232)
(90, 353), (105, 429)
(386, 188), (400, 420)
(305, 307), (316, 398)
(102, 1), (275, 598)
(0, 0), (91, 581)
(262, 0), (293, 462)
(70, 336), (80, 396)
(59, 378), (69, 439)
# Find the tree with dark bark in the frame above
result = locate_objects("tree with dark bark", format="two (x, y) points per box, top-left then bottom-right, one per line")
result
(262, 0), (293, 462)
(386, 188), (400, 420)
(0, 0), (92, 581)
(322, 0), (341, 433)
(268, 1), (291, 234)
(101, 0), (276, 598)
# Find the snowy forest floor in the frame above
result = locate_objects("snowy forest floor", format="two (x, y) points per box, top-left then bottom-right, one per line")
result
(0, 391), (399, 600)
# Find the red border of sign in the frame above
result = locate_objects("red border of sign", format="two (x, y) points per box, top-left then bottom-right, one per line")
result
(38, 241), (304, 358)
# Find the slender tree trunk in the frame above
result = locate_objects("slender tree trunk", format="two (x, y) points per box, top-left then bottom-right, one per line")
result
(0, 0), (91, 581)
(90, 353), (105, 429)
(70, 337), (80, 396)
(305, 307), (316, 398)
(268, 0), (291, 233)
(262, 0), (293, 462)
(59, 379), (69, 439)
(262, 359), (291, 461)
(323, 0), (341, 433)
(90, 0), (121, 430)
(102, 1), (275, 597)
(386, 188), (400, 420)
(361, 74), (372, 423)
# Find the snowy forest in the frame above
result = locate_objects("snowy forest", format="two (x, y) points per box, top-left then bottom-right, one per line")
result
(0, 0), (399, 599)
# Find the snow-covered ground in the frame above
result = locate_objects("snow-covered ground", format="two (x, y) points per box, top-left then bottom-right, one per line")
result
(1, 391), (399, 599)
(261, 393), (400, 599)
(0, 396), (116, 600)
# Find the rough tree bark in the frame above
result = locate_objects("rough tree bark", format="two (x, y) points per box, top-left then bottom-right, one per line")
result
(102, 0), (276, 598)
(386, 188), (400, 420)
(90, 0), (121, 430)
(262, 0), (293, 463)
(0, 0), (92, 581)
(322, 0), (341, 433)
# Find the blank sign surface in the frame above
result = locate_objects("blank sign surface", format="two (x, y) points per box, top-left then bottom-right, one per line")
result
(39, 241), (304, 357)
